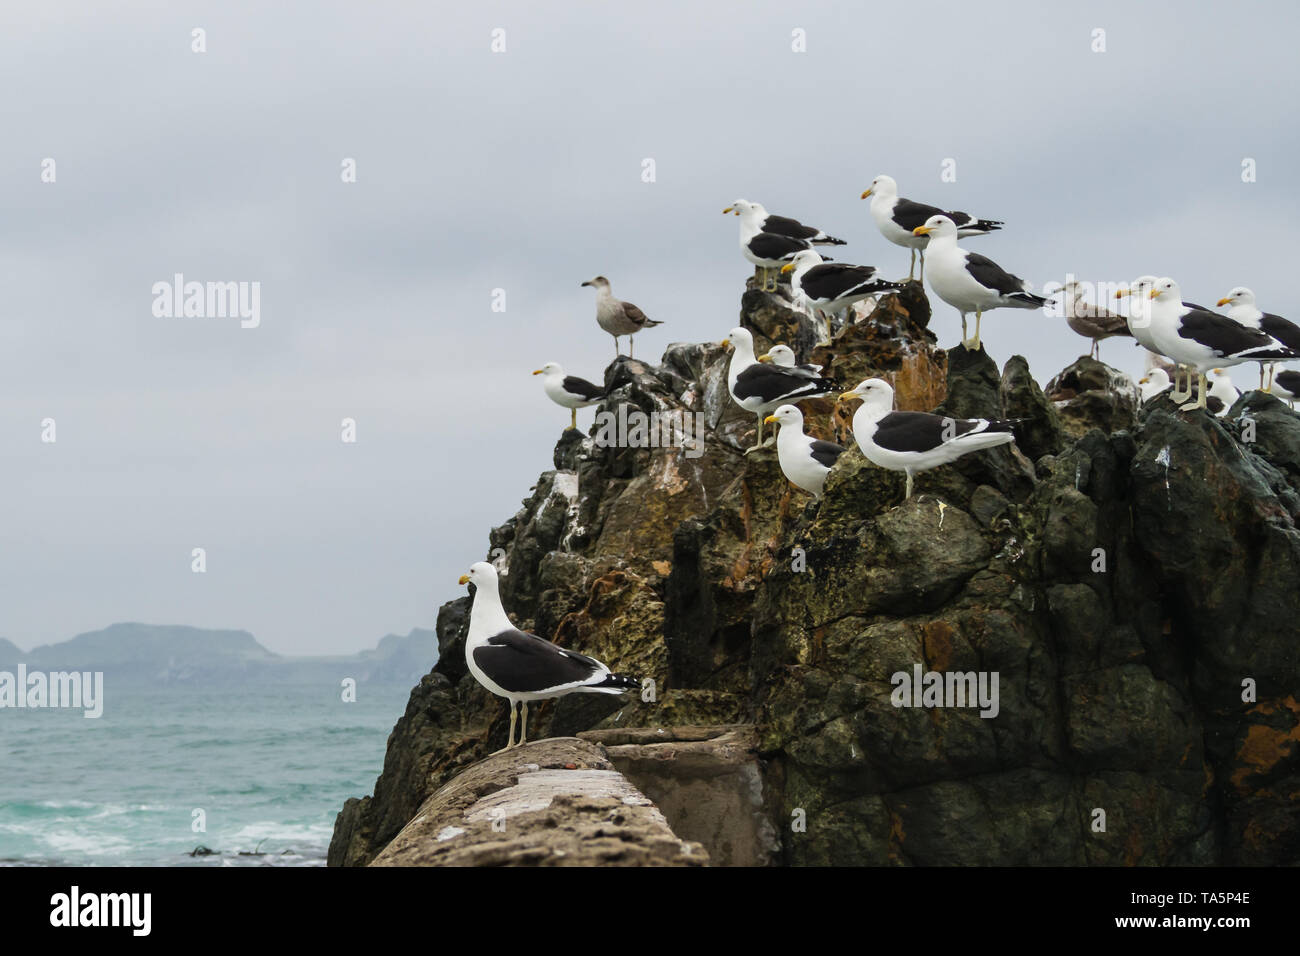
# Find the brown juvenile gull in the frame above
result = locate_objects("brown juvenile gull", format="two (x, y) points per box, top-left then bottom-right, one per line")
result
(1055, 280), (1132, 359)
(581, 276), (662, 357)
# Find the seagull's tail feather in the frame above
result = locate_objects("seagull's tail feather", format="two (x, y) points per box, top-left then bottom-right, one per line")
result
(641, 319), (665, 327)
(1007, 291), (1051, 308)
(812, 234), (848, 246)
(580, 672), (641, 695)
(959, 219), (1004, 235)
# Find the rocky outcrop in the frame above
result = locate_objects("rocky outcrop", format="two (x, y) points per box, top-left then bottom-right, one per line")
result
(332, 281), (1300, 867)
(369, 738), (706, 866)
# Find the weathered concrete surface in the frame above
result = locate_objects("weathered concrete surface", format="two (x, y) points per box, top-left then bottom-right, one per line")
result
(580, 725), (779, 866)
(369, 738), (707, 866)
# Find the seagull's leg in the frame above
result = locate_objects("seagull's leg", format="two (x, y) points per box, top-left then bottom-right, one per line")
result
(905, 471), (914, 500)
(908, 248), (916, 281)
(1267, 363), (1276, 390)
(960, 312), (968, 344)
(973, 310), (983, 351)
(518, 702), (528, 746)
(569, 408), (577, 430)
(629, 336), (635, 359)
(1259, 364), (1266, 390)
(1170, 366), (1192, 403)
(492, 702), (518, 754)
(918, 250), (926, 284)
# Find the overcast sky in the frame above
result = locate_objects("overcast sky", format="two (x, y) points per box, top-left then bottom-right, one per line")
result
(1, 0), (1296, 654)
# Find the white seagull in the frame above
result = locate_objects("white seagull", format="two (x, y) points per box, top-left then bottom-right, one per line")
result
(1138, 367), (1173, 403)
(724, 199), (846, 247)
(533, 362), (606, 430)
(1147, 278), (1300, 410)
(1216, 287), (1300, 389)
(723, 327), (837, 452)
(780, 250), (907, 336)
(763, 404), (846, 499)
(459, 562), (639, 752)
(861, 174), (1003, 281)
(912, 215), (1049, 350)
(838, 378), (1020, 499)
(581, 276), (662, 357)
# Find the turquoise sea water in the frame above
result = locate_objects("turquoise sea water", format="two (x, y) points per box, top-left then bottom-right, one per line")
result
(0, 681), (411, 866)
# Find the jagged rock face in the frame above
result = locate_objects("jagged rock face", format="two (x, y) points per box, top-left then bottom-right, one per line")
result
(331, 286), (1300, 867)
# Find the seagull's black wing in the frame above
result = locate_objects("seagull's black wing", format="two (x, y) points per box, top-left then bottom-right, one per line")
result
(746, 232), (812, 260)
(808, 439), (846, 469)
(761, 213), (820, 241)
(473, 628), (602, 694)
(1176, 309), (1297, 359)
(562, 376), (605, 401)
(1260, 313), (1300, 351)
(889, 197), (946, 231)
(963, 253), (1031, 298)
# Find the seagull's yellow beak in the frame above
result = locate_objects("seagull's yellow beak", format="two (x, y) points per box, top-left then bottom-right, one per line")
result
(837, 391), (858, 402)
(1217, 297), (1232, 306)
(1213, 368), (1224, 374)
(780, 263), (796, 274)
(532, 369), (544, 375)
(1115, 288), (1130, 299)
(723, 206), (734, 214)
(1139, 376), (1149, 384)
(861, 188), (872, 199)
(763, 414), (778, 424)
(458, 574), (470, 585)
(1149, 288), (1160, 299)
(720, 338), (730, 347)
(758, 352), (773, 363)
(912, 225), (931, 236)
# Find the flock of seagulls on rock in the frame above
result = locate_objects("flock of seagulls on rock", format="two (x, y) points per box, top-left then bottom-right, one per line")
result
(485, 172), (1300, 749)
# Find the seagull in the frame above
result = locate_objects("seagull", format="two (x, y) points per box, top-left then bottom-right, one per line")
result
(1138, 367), (1173, 402)
(763, 404), (846, 499)
(581, 276), (662, 357)
(1116, 276), (1210, 396)
(861, 174), (1003, 281)
(459, 561), (639, 752)
(533, 362), (606, 430)
(1266, 369), (1300, 408)
(1207, 368), (1241, 417)
(723, 326), (837, 452)
(838, 378), (1020, 499)
(723, 199), (846, 246)
(1216, 287), (1300, 389)
(1147, 277), (1300, 410)
(912, 215), (1049, 350)
(1054, 280), (1132, 359)
(759, 344), (823, 374)
(780, 250), (907, 333)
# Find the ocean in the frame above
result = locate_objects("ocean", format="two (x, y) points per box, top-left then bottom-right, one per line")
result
(0, 680), (412, 866)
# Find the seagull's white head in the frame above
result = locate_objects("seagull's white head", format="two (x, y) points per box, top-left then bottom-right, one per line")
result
(723, 199), (755, 217)
(533, 362), (563, 377)
(1149, 277), (1180, 302)
(861, 174), (897, 200)
(759, 344), (797, 366)
(458, 561), (499, 590)
(1139, 367), (1170, 389)
(763, 404), (805, 429)
(780, 249), (824, 275)
(1116, 275), (1159, 300)
(581, 276), (611, 291)
(912, 215), (957, 239)
(721, 326), (754, 353)
(1217, 287), (1255, 308)
(838, 377), (895, 412)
